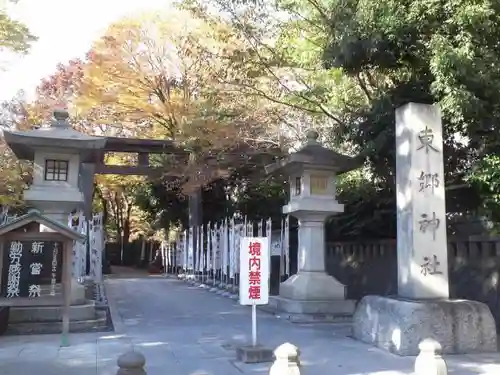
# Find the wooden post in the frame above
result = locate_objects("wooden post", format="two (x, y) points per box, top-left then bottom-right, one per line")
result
(61, 240), (72, 347)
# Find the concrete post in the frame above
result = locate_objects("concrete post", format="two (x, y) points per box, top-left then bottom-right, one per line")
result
(269, 343), (301, 375)
(414, 339), (448, 375)
(117, 350), (147, 375)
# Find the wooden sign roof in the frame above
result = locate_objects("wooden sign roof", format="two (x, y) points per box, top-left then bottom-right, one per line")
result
(0, 209), (85, 242)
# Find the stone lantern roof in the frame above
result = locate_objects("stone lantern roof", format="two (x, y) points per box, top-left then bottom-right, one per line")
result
(2, 108), (107, 162)
(265, 129), (360, 175)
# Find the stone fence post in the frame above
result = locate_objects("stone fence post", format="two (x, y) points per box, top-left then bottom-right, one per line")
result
(414, 339), (448, 375)
(269, 343), (301, 375)
(117, 350), (147, 375)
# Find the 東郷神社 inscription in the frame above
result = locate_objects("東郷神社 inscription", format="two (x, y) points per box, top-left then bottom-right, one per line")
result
(395, 103), (449, 299)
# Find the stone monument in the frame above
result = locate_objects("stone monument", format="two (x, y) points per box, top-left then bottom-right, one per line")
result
(264, 130), (360, 321)
(352, 102), (497, 355)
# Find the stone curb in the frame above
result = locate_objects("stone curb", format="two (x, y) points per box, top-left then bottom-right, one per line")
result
(104, 279), (127, 334)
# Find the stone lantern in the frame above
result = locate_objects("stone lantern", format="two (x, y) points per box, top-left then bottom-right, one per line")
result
(265, 129), (360, 318)
(1, 108), (108, 341)
(3, 108), (106, 226)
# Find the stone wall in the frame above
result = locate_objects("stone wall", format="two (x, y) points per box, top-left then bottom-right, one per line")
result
(325, 237), (500, 329)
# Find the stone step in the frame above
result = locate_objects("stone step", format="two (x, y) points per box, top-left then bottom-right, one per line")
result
(9, 302), (97, 323)
(259, 297), (354, 324)
(259, 305), (354, 323)
(276, 313), (353, 324)
(6, 310), (110, 335)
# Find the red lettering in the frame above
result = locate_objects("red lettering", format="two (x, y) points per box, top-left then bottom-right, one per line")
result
(249, 271), (261, 285)
(248, 285), (261, 300)
(248, 241), (261, 256)
(249, 257), (261, 270)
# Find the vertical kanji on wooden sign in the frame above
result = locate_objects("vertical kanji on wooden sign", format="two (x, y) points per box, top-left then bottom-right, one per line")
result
(1, 240), (63, 298)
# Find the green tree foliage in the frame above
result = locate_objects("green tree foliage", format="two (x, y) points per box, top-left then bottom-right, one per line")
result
(466, 155), (500, 224)
(215, 0), (499, 237)
(318, 0), (500, 234)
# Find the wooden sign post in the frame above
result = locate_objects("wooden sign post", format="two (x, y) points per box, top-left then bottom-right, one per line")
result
(0, 210), (84, 346)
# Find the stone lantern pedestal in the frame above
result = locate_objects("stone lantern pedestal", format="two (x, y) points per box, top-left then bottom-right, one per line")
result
(276, 210), (355, 318)
(264, 130), (360, 321)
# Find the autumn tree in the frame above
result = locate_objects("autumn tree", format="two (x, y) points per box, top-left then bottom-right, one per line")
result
(94, 169), (147, 245)
(0, 0), (37, 207)
(30, 59), (85, 122)
(0, 93), (32, 207)
(78, 10), (283, 182)
(0, 0), (36, 57)
(181, 0), (362, 151)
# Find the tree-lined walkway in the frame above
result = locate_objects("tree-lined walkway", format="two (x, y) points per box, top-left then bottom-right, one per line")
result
(0, 277), (499, 374)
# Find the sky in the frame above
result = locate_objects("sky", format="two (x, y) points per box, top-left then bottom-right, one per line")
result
(0, 0), (175, 102)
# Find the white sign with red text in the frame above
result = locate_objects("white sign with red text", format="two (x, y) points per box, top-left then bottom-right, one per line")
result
(239, 237), (269, 305)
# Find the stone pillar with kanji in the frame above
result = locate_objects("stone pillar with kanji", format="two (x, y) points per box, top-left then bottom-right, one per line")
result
(352, 102), (497, 356)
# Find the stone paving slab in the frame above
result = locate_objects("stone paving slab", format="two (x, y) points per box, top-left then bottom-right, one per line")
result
(0, 276), (499, 375)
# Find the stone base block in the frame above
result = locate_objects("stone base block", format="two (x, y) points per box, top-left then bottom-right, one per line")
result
(236, 345), (273, 363)
(256, 296), (354, 323)
(70, 281), (87, 305)
(352, 295), (498, 356)
(9, 302), (97, 323)
(262, 296), (355, 323)
(280, 272), (346, 300)
(80, 277), (96, 300)
(271, 296), (355, 314)
(8, 310), (109, 335)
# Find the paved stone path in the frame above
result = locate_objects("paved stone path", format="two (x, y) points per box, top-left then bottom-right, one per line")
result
(0, 276), (500, 374)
